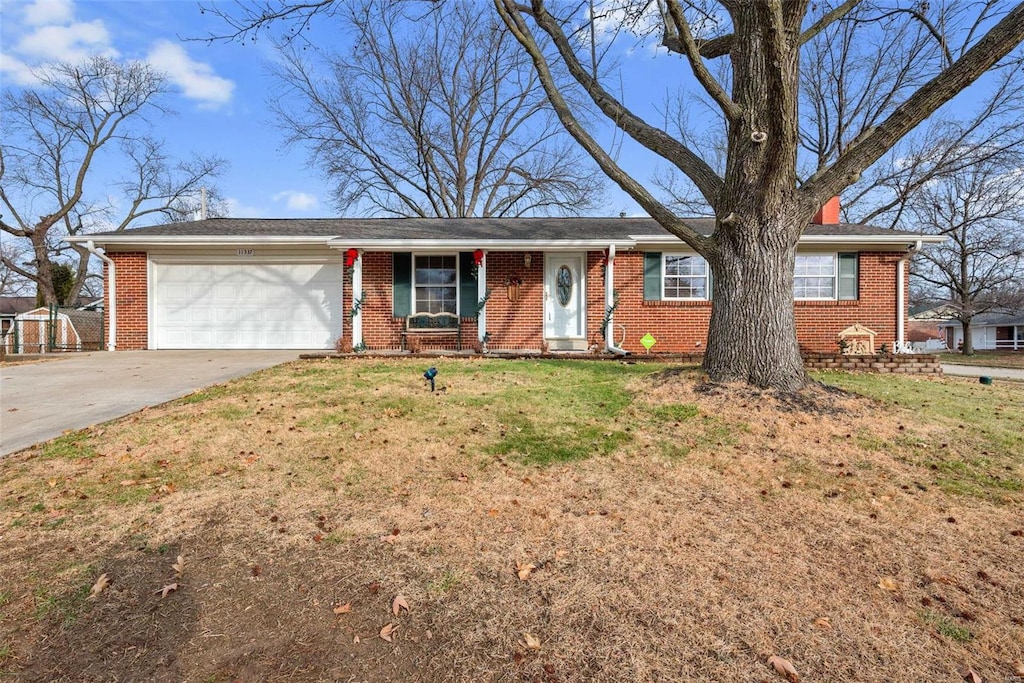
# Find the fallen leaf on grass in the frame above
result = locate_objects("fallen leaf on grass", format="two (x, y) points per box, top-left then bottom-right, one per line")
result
(878, 577), (899, 592)
(89, 573), (110, 599)
(392, 594), (409, 616)
(516, 561), (536, 581)
(523, 632), (541, 650)
(333, 602), (351, 614)
(379, 622), (398, 642)
(1012, 661), (1024, 676)
(172, 555), (185, 576)
(767, 655), (799, 682)
(812, 616), (832, 630)
(156, 583), (178, 599)
(353, 635), (360, 644)
(960, 666), (982, 683)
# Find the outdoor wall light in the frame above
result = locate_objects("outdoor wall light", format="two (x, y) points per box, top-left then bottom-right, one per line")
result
(523, 253), (532, 268)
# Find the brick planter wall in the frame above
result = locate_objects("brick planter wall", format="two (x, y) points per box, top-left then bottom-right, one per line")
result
(803, 353), (942, 374)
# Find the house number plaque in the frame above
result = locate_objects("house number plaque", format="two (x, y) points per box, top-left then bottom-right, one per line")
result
(237, 249), (255, 256)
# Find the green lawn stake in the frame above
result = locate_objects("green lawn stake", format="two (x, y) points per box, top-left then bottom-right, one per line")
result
(640, 333), (657, 353)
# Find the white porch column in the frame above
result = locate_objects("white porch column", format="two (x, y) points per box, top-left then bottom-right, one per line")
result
(352, 251), (363, 349)
(605, 245), (616, 352)
(477, 251), (487, 343)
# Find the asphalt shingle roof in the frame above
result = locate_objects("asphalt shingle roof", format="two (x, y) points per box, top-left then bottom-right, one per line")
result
(87, 216), (917, 240)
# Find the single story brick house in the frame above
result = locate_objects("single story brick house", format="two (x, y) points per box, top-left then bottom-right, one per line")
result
(67, 204), (943, 355)
(938, 313), (1024, 351)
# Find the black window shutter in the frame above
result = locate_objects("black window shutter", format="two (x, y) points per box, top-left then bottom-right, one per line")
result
(643, 252), (662, 301)
(458, 252), (476, 317)
(838, 252), (858, 300)
(392, 253), (412, 317)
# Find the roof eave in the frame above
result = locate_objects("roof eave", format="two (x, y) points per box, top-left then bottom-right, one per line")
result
(325, 238), (635, 250)
(66, 235), (336, 247)
(630, 233), (948, 247)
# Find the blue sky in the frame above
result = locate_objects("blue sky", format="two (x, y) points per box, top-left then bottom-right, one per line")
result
(2, 0), (1010, 226)
(1, 0), (350, 219)
(1, 0), (677, 222)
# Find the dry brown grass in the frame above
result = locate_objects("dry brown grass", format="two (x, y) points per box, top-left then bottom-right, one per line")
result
(0, 358), (1021, 682)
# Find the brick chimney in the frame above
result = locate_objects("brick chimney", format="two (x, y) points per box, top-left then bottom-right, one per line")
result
(812, 196), (841, 224)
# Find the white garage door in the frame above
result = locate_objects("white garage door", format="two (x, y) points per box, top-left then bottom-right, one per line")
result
(153, 262), (344, 349)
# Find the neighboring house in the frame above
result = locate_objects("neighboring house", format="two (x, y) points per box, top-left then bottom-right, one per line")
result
(938, 313), (1024, 352)
(67, 203), (944, 354)
(906, 304), (952, 351)
(1, 297), (37, 337)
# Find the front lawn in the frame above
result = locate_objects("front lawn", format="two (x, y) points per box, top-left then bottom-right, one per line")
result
(0, 359), (1021, 682)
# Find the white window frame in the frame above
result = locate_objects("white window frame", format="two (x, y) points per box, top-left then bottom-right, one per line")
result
(794, 253), (838, 301)
(662, 253), (710, 301)
(413, 253), (459, 315)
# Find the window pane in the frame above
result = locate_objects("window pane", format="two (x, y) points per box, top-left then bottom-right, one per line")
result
(794, 255), (836, 298)
(664, 254), (708, 299)
(414, 255), (458, 314)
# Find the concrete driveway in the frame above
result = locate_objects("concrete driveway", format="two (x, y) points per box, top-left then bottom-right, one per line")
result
(941, 364), (1024, 381)
(0, 350), (301, 456)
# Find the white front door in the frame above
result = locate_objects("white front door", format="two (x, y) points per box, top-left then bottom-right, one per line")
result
(544, 253), (585, 341)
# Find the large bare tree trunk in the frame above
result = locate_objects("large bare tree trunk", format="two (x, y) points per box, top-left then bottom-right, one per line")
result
(31, 233), (56, 306)
(701, 4), (811, 390)
(705, 220), (806, 390)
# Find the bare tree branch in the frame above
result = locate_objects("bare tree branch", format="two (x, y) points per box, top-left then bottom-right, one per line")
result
(1, 56), (225, 305)
(803, 4), (1024, 201)
(269, 0), (604, 218)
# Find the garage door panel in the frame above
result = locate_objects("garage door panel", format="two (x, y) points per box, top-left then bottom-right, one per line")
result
(154, 262), (344, 349)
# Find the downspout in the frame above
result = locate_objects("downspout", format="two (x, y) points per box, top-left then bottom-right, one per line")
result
(85, 240), (116, 351)
(605, 244), (629, 355)
(896, 240), (922, 348)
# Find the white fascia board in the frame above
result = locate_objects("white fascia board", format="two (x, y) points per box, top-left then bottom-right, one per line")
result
(65, 235), (334, 247)
(629, 233), (947, 248)
(797, 234), (946, 245)
(326, 238), (636, 250)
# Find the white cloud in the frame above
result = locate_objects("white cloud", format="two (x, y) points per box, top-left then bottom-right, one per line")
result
(2, 0), (117, 83)
(273, 190), (319, 212)
(145, 40), (234, 109)
(224, 197), (264, 218)
(23, 0), (73, 26)
(0, 52), (37, 85)
(15, 19), (117, 62)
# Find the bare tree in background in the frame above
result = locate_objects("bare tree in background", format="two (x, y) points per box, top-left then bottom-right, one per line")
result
(0, 56), (227, 306)
(907, 151), (1024, 354)
(268, 0), (603, 218)
(202, 1), (1024, 390)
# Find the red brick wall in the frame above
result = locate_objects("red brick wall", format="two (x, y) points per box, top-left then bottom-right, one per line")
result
(479, 251), (543, 349)
(348, 249), (905, 354)
(599, 250), (903, 354)
(107, 248), (904, 354)
(355, 251), (543, 351)
(107, 252), (148, 350)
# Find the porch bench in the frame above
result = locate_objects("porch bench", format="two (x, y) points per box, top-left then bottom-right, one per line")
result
(401, 312), (462, 351)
